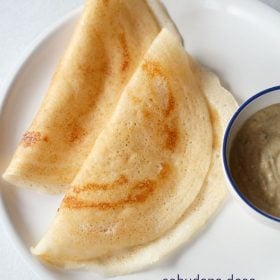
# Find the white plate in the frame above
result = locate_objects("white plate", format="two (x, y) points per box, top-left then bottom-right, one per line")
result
(0, 0), (280, 279)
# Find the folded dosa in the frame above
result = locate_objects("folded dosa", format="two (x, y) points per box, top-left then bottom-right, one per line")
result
(3, 0), (174, 193)
(31, 29), (213, 266)
(83, 66), (238, 276)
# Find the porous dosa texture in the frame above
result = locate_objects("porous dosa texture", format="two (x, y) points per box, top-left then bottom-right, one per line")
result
(3, 0), (162, 193)
(72, 66), (237, 276)
(31, 29), (213, 267)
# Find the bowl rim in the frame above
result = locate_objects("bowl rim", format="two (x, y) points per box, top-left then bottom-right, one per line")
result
(222, 85), (280, 223)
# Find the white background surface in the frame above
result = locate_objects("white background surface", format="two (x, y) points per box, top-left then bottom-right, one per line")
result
(0, 0), (279, 279)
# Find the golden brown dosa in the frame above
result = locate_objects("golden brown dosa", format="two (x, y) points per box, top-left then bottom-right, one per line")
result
(31, 29), (213, 267)
(78, 66), (238, 276)
(3, 0), (165, 193)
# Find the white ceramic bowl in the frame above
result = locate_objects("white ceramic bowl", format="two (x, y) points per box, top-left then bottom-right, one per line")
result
(222, 86), (280, 227)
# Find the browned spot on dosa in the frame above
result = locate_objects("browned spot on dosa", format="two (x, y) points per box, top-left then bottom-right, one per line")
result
(142, 60), (179, 151)
(142, 60), (175, 116)
(142, 60), (164, 77)
(63, 180), (155, 210)
(158, 162), (170, 179)
(77, 63), (95, 76)
(21, 131), (41, 147)
(63, 163), (171, 210)
(74, 175), (128, 193)
(166, 93), (175, 117)
(209, 107), (218, 127)
(130, 95), (141, 105)
(77, 63), (110, 79)
(142, 108), (152, 119)
(209, 107), (221, 149)
(67, 123), (86, 143)
(164, 124), (178, 152)
(129, 180), (154, 202)
(119, 32), (130, 72)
